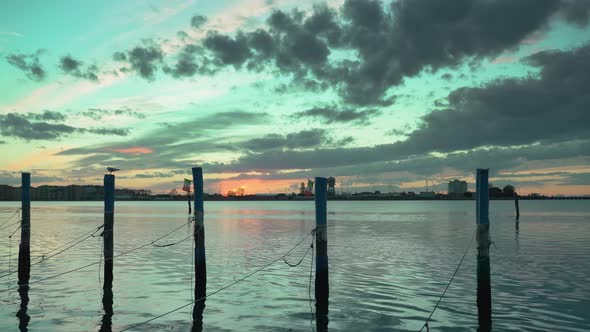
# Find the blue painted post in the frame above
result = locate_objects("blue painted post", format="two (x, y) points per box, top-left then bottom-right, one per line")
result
(17, 173), (31, 330)
(192, 167), (206, 324)
(514, 192), (520, 229)
(476, 169), (491, 331)
(18, 173), (31, 290)
(314, 177), (329, 331)
(103, 174), (115, 318)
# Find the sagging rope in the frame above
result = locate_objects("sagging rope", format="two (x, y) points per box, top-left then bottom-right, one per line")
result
(0, 208), (21, 229)
(283, 232), (314, 267)
(151, 233), (193, 248)
(0, 219), (22, 232)
(0, 224), (104, 279)
(151, 217), (194, 248)
(417, 228), (477, 332)
(119, 228), (317, 332)
(0, 220), (193, 293)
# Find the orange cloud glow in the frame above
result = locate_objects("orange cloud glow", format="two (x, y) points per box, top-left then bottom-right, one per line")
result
(110, 147), (154, 155)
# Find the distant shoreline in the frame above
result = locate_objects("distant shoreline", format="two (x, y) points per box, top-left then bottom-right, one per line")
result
(1, 196), (588, 202)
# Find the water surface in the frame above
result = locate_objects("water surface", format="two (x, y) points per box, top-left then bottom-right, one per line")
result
(0, 200), (589, 331)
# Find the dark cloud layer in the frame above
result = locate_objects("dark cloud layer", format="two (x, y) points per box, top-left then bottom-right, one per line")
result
(205, 43), (590, 173)
(240, 129), (332, 152)
(5, 50), (46, 81)
(59, 55), (99, 81)
(395, 44), (590, 155)
(292, 106), (380, 124)
(0, 112), (129, 140)
(191, 0), (590, 106)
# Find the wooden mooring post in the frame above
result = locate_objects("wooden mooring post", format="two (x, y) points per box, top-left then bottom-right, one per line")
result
(476, 169), (492, 331)
(192, 167), (206, 325)
(514, 192), (520, 229)
(17, 172), (31, 330)
(103, 174), (115, 311)
(18, 172), (31, 289)
(314, 177), (329, 331)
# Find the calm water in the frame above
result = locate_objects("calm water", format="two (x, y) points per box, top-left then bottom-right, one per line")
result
(0, 200), (589, 331)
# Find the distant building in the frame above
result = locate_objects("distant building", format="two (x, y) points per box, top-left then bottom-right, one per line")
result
(448, 179), (468, 195)
(327, 177), (336, 196)
(300, 182), (305, 195)
(0, 185), (18, 200)
(419, 191), (436, 198)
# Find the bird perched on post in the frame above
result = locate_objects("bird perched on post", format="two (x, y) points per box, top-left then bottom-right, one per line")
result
(106, 167), (120, 174)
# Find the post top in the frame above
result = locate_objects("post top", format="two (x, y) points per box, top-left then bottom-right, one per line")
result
(476, 168), (489, 173)
(315, 177), (327, 183)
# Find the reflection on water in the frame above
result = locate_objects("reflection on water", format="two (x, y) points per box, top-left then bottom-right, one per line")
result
(99, 286), (112, 332)
(0, 200), (589, 331)
(17, 286), (30, 331)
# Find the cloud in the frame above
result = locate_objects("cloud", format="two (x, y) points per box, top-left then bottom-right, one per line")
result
(291, 106), (380, 124)
(560, 172), (590, 185)
(113, 41), (164, 79)
(77, 107), (146, 120)
(239, 129), (334, 152)
(24, 110), (67, 122)
(0, 112), (129, 140)
(202, 139), (590, 180)
(391, 44), (590, 155)
(203, 31), (252, 67)
(191, 15), (207, 29)
(163, 44), (217, 78)
(5, 50), (46, 81)
(59, 55), (99, 81)
(55, 111), (271, 171)
(559, 0), (590, 26)
(86, 128), (129, 136)
(188, 0), (589, 106)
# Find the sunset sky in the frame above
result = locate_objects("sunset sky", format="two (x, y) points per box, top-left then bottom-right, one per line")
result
(1, 0), (590, 195)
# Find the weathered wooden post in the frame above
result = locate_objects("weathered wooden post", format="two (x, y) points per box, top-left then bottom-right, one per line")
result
(103, 174), (115, 303)
(18, 172), (31, 290)
(514, 192), (520, 229)
(192, 167), (206, 324)
(314, 177), (329, 331)
(476, 169), (492, 331)
(17, 172), (31, 330)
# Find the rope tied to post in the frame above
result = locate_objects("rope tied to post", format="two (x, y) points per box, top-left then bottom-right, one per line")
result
(418, 228), (477, 332)
(119, 227), (317, 331)
(284, 229), (316, 267)
(0, 208), (22, 229)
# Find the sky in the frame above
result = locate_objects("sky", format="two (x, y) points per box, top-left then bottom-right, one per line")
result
(1, 0), (590, 195)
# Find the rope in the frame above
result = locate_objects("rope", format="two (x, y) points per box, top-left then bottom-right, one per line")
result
(7, 231), (13, 290)
(0, 224), (104, 279)
(119, 228), (317, 332)
(8, 225), (21, 238)
(418, 229), (477, 332)
(0, 219), (22, 232)
(283, 234), (314, 267)
(151, 218), (193, 248)
(151, 233), (193, 248)
(0, 220), (193, 293)
(0, 208), (21, 229)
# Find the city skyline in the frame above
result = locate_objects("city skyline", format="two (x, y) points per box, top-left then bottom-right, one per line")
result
(2, 1), (590, 195)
